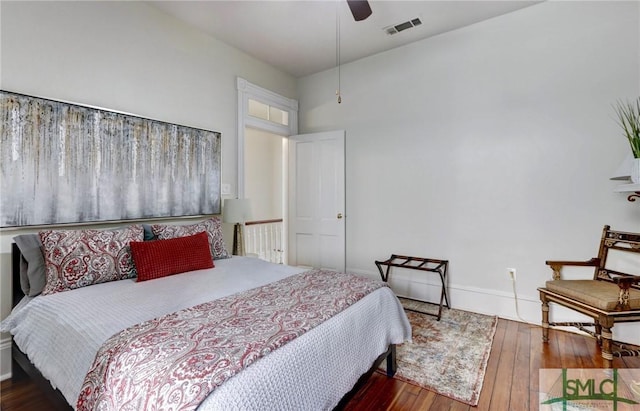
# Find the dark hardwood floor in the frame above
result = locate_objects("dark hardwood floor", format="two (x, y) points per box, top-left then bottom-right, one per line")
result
(2, 319), (639, 411)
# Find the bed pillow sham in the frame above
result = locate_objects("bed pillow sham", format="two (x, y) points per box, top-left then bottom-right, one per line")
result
(13, 234), (47, 297)
(131, 231), (214, 282)
(39, 225), (144, 295)
(151, 217), (230, 260)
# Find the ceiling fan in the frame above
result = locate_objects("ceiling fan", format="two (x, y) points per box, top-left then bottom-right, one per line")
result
(346, 0), (372, 21)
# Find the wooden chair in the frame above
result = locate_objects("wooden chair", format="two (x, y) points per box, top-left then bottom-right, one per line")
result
(538, 225), (640, 367)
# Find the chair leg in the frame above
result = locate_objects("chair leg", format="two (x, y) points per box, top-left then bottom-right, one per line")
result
(595, 322), (602, 346)
(601, 325), (614, 368)
(541, 298), (550, 343)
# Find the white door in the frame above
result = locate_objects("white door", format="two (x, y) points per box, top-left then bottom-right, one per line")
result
(288, 131), (345, 272)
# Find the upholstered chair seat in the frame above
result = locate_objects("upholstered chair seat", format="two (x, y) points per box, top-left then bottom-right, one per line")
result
(545, 280), (640, 311)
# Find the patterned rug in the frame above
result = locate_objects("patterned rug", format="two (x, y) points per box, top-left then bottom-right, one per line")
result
(391, 298), (498, 406)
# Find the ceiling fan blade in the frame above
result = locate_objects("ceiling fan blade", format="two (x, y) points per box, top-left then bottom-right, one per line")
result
(346, 0), (372, 21)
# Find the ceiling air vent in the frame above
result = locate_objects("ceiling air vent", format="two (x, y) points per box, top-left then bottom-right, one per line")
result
(384, 17), (422, 36)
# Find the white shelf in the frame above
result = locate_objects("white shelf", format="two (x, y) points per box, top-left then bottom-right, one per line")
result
(614, 183), (640, 193)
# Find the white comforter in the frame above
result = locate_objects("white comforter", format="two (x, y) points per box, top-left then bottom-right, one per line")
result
(1, 257), (412, 410)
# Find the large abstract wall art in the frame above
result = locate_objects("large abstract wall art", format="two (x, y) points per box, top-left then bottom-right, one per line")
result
(0, 91), (221, 227)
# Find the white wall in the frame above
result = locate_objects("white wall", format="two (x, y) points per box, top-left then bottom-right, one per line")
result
(297, 1), (640, 340)
(245, 128), (284, 221)
(0, 0), (296, 378)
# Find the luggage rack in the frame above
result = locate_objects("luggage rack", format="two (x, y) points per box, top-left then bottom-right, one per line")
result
(375, 254), (450, 320)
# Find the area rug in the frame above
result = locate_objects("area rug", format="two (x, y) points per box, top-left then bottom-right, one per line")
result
(390, 298), (498, 406)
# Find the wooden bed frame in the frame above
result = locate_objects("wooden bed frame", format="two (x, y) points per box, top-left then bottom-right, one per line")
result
(9, 243), (397, 410)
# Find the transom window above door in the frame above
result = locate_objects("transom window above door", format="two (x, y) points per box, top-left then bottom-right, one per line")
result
(248, 99), (289, 126)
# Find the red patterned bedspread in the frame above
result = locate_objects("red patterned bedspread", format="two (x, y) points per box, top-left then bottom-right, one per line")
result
(77, 269), (386, 411)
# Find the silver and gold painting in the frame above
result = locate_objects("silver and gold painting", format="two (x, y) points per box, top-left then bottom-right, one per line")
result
(0, 91), (221, 227)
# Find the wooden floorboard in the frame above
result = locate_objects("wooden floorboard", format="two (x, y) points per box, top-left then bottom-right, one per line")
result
(2, 318), (640, 411)
(490, 320), (519, 410)
(511, 322), (531, 411)
(528, 324), (543, 411)
(475, 318), (505, 411)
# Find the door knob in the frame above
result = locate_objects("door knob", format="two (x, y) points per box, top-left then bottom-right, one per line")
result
(337, 213), (343, 219)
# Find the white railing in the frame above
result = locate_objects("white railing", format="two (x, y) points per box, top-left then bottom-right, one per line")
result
(245, 219), (284, 264)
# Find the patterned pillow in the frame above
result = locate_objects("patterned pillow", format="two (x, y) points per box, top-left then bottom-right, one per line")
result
(131, 231), (214, 282)
(39, 225), (144, 295)
(151, 217), (229, 260)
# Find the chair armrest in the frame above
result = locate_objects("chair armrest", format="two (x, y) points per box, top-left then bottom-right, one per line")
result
(545, 258), (600, 280)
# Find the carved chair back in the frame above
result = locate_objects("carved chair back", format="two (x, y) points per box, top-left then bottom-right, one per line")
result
(594, 225), (640, 291)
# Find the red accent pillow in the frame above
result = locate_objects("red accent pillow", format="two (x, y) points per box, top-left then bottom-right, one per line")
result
(131, 231), (214, 282)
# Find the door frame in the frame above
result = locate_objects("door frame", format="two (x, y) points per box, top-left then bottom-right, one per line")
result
(236, 77), (298, 199)
(236, 78), (298, 263)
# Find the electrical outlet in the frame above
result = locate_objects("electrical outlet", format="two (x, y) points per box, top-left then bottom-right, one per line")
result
(507, 268), (516, 280)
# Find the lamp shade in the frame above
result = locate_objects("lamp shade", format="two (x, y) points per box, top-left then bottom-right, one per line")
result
(222, 199), (252, 223)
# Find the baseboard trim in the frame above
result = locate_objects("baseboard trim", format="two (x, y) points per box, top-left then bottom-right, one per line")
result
(348, 267), (541, 323)
(1, 336), (12, 381)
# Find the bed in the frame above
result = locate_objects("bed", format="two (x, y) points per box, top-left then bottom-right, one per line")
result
(1, 218), (412, 410)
